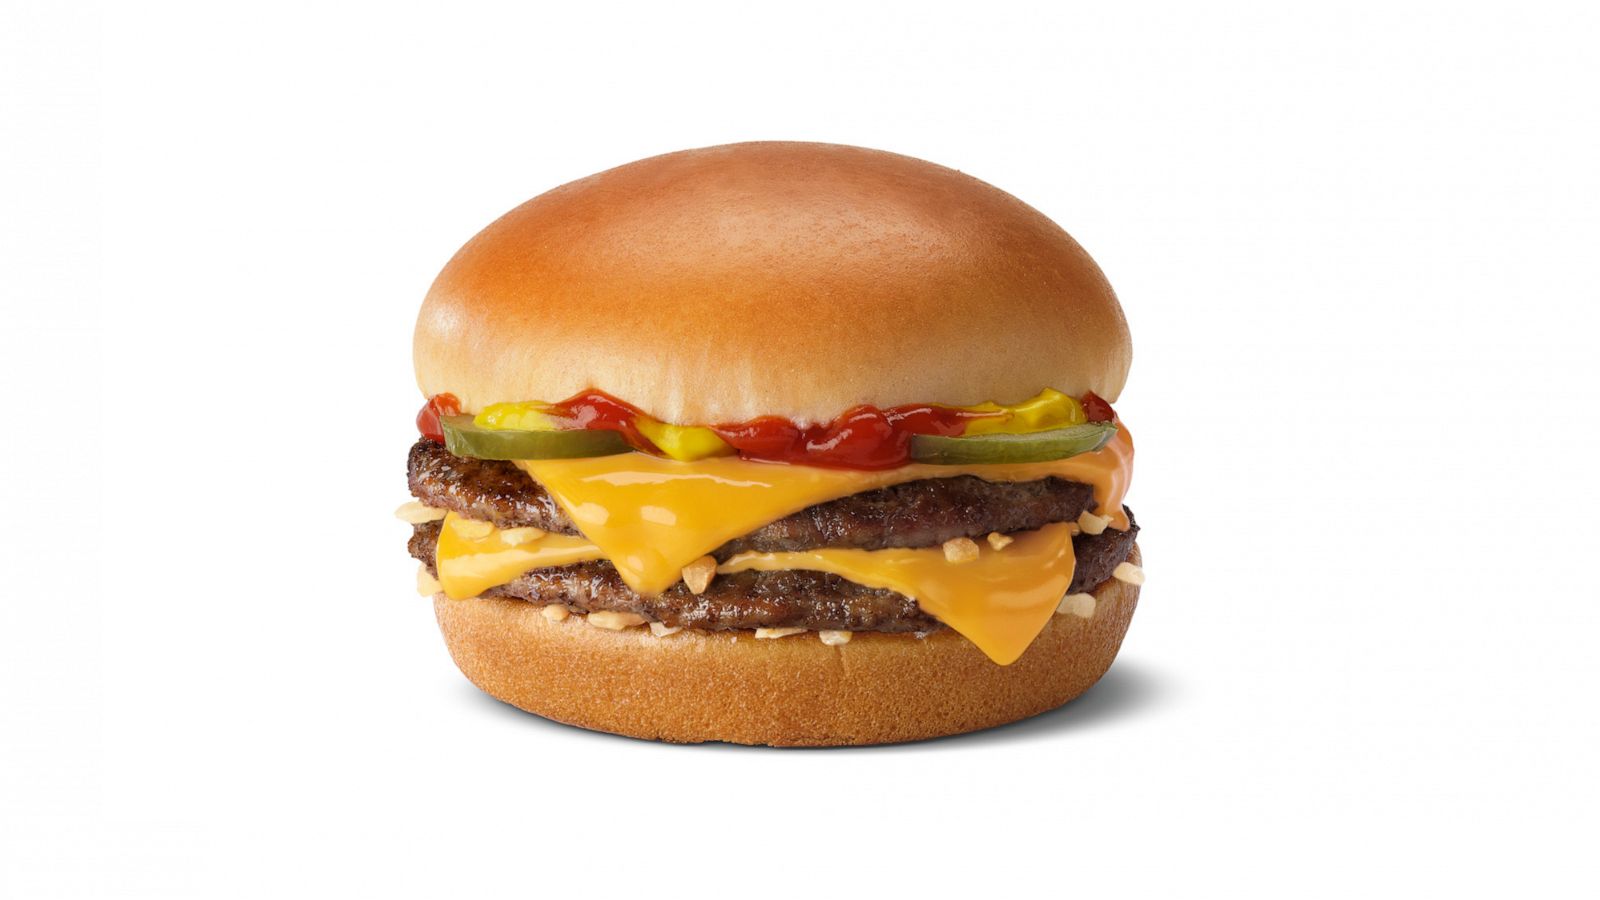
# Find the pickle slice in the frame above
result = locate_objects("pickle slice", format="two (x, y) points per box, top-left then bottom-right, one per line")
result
(440, 416), (631, 460)
(908, 422), (1116, 465)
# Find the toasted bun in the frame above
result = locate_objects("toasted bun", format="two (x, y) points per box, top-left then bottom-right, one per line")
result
(415, 141), (1131, 425)
(433, 546), (1139, 746)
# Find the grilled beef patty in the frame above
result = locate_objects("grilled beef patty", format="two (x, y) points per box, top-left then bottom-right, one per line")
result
(405, 439), (1138, 632)
(409, 439), (1099, 555)
(407, 512), (1138, 633)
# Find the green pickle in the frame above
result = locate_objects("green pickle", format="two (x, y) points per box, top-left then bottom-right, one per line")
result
(908, 422), (1117, 465)
(441, 415), (631, 460)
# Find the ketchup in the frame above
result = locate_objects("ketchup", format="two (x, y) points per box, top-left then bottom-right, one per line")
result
(530, 390), (656, 451)
(543, 392), (987, 468)
(711, 404), (986, 469)
(417, 389), (1115, 469)
(416, 393), (461, 443)
(1081, 391), (1116, 423)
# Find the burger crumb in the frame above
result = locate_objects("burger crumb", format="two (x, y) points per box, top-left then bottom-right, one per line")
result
(942, 536), (981, 563)
(452, 517), (494, 540)
(395, 501), (447, 524)
(417, 565), (442, 596)
(1056, 593), (1096, 618)
(681, 555), (717, 594)
(541, 604), (570, 622)
(818, 630), (852, 646)
(587, 610), (647, 630)
(986, 531), (1014, 550)
(1113, 562), (1145, 585)
(1077, 510), (1110, 535)
(649, 621), (682, 637)
(499, 526), (545, 546)
(755, 627), (806, 639)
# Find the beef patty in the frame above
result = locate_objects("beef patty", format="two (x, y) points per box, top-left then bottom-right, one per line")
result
(405, 440), (1138, 632)
(409, 515), (1138, 632)
(409, 439), (1099, 555)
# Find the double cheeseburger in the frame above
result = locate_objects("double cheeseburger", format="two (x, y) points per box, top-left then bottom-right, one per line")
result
(402, 142), (1143, 746)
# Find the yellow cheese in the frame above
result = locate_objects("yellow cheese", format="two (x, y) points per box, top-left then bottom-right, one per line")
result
(430, 428), (1131, 663)
(514, 427), (1132, 596)
(720, 523), (1077, 665)
(435, 512), (604, 600)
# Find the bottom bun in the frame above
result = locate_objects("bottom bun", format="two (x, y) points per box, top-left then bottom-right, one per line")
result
(434, 545), (1140, 747)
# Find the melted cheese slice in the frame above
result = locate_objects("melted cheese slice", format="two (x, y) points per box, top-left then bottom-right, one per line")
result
(720, 523), (1077, 665)
(515, 427), (1132, 596)
(435, 512), (604, 600)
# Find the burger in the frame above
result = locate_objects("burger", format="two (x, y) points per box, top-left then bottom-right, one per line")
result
(400, 142), (1143, 746)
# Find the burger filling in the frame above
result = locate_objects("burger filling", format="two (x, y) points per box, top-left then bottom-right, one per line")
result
(403, 390), (1137, 664)
(404, 439), (1138, 635)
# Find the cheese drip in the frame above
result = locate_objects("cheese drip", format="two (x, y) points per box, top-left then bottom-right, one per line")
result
(435, 512), (604, 600)
(431, 511), (1077, 665)
(515, 427), (1132, 596)
(720, 523), (1077, 665)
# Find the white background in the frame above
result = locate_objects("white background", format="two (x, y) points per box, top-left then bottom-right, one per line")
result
(4, 1), (1597, 896)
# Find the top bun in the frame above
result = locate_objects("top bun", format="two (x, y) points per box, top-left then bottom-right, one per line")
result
(415, 142), (1131, 425)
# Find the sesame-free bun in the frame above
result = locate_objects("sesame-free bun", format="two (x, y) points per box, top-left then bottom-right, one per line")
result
(432, 546), (1140, 746)
(415, 141), (1131, 425)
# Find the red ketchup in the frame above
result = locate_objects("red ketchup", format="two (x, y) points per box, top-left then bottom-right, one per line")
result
(712, 404), (989, 469)
(418, 389), (1116, 469)
(416, 393), (461, 443)
(541, 392), (992, 468)
(1081, 391), (1116, 423)
(531, 390), (656, 450)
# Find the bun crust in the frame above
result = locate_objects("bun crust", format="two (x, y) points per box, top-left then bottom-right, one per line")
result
(415, 142), (1131, 425)
(433, 546), (1140, 746)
